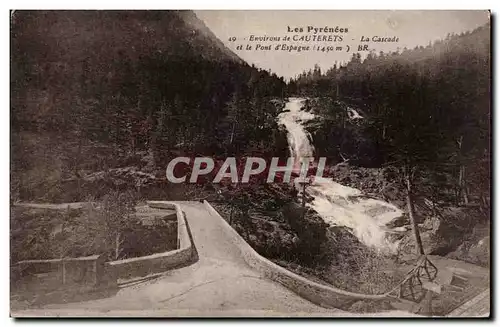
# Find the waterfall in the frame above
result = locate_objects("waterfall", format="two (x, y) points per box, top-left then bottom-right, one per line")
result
(277, 98), (402, 253)
(277, 98), (316, 161)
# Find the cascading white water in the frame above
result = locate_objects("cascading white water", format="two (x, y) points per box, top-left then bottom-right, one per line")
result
(277, 98), (316, 161)
(277, 98), (402, 253)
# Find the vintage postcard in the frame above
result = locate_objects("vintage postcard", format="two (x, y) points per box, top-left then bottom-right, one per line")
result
(10, 10), (491, 317)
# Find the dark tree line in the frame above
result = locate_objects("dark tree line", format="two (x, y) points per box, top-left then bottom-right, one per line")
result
(11, 11), (287, 201)
(289, 23), (490, 220)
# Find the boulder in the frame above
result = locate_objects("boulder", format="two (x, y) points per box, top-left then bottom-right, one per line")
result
(398, 206), (482, 257)
(447, 222), (490, 267)
(386, 213), (409, 228)
(398, 230), (449, 256)
(419, 215), (440, 231)
(465, 236), (490, 266)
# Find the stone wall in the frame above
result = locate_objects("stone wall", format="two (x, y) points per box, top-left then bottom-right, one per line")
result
(13, 201), (194, 287)
(15, 254), (114, 293)
(107, 202), (194, 280)
(203, 200), (391, 310)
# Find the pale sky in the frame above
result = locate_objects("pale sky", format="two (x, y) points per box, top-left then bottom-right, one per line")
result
(195, 10), (490, 79)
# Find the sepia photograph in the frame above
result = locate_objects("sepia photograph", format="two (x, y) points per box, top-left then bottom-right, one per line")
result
(9, 9), (491, 318)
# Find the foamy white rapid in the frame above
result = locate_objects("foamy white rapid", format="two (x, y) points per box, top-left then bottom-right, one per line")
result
(277, 98), (402, 253)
